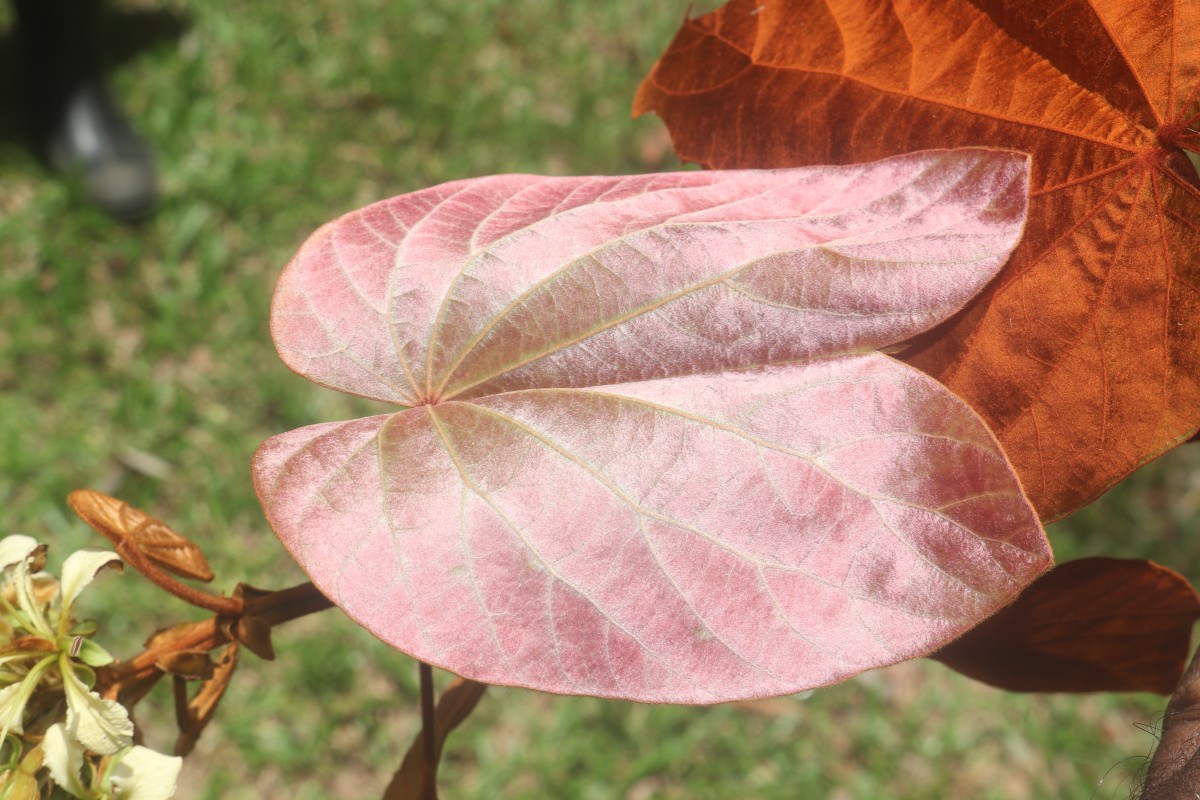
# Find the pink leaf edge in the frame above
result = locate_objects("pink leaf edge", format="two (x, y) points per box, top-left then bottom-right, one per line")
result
(255, 149), (1051, 703)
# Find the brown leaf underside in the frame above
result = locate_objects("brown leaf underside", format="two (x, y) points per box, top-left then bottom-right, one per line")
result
(176, 642), (239, 757)
(384, 678), (488, 800)
(932, 557), (1200, 694)
(634, 0), (1200, 522)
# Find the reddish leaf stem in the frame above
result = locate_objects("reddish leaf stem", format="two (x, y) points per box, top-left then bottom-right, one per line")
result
(420, 661), (436, 800)
(172, 675), (189, 730)
(114, 539), (243, 616)
(97, 581), (333, 697)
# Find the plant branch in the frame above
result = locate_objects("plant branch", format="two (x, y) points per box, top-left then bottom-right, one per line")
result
(420, 662), (436, 800)
(96, 581), (333, 698)
(384, 676), (488, 800)
(114, 539), (243, 616)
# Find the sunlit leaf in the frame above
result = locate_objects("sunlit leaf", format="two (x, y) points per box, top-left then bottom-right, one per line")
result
(255, 153), (1051, 702)
(635, 0), (1200, 521)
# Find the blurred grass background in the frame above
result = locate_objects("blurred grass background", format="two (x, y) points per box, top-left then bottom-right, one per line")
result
(1, 1), (1198, 797)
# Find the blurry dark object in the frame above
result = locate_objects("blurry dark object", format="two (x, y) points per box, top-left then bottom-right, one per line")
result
(14, 0), (156, 221)
(1139, 644), (1200, 798)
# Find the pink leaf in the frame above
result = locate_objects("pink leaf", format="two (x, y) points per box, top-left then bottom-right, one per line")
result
(255, 150), (1051, 703)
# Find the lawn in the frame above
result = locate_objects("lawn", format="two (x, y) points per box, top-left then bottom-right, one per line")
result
(0, 1), (1197, 797)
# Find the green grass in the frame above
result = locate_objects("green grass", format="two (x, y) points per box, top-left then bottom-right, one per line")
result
(0, 1), (1197, 797)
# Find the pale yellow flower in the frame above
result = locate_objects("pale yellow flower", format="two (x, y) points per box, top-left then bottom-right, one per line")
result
(43, 722), (182, 800)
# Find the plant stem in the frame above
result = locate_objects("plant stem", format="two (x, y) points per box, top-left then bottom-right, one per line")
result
(420, 661), (436, 800)
(115, 540), (243, 616)
(96, 581), (333, 696)
(245, 580), (335, 624)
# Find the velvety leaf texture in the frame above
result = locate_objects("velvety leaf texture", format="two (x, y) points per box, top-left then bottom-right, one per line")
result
(634, 0), (1200, 522)
(254, 151), (1051, 703)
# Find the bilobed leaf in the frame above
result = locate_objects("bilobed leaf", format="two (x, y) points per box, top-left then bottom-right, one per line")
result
(932, 557), (1200, 693)
(634, 0), (1200, 521)
(254, 152), (1051, 703)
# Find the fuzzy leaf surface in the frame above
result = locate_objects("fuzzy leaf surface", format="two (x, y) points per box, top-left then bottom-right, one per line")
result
(635, 0), (1200, 521)
(254, 152), (1051, 702)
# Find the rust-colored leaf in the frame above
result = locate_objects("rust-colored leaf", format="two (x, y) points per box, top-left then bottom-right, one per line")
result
(5, 636), (57, 654)
(384, 678), (488, 800)
(67, 490), (215, 581)
(932, 557), (1200, 693)
(144, 620), (209, 651)
(635, 0), (1200, 520)
(232, 616), (274, 662)
(155, 650), (213, 681)
(116, 670), (165, 716)
(227, 584), (276, 661)
(176, 642), (239, 757)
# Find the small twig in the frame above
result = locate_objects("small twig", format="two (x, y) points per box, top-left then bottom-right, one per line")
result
(114, 539), (243, 616)
(172, 675), (190, 730)
(244, 580), (334, 624)
(420, 661), (436, 800)
(97, 581), (333, 698)
(383, 676), (488, 800)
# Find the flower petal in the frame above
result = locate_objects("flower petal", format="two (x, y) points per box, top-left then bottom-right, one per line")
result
(42, 722), (90, 799)
(10, 560), (53, 638)
(0, 537), (39, 572)
(28, 573), (61, 607)
(62, 660), (133, 755)
(0, 770), (41, 800)
(0, 657), (54, 740)
(60, 550), (122, 615)
(109, 746), (182, 800)
(0, 681), (27, 737)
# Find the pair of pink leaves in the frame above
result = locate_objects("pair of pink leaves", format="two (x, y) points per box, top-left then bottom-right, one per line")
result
(253, 149), (1051, 704)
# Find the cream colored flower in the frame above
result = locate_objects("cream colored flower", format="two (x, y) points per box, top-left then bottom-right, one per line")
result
(42, 722), (90, 799)
(59, 550), (122, 630)
(42, 721), (182, 800)
(0, 539), (126, 750)
(0, 535), (54, 639)
(0, 536), (39, 572)
(0, 656), (54, 740)
(109, 745), (183, 800)
(61, 655), (133, 756)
